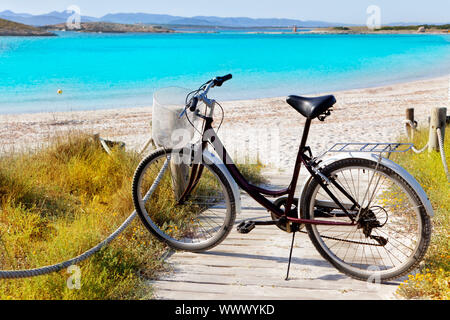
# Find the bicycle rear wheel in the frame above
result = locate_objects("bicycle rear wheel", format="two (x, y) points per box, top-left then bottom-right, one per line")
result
(301, 158), (431, 282)
(132, 148), (236, 252)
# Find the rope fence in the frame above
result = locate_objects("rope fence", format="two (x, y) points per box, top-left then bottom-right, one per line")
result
(403, 107), (449, 182)
(1, 107), (448, 279)
(0, 137), (161, 279)
(0, 212), (137, 279)
(437, 128), (450, 181)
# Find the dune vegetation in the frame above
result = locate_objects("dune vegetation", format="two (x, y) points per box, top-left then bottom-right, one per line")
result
(393, 126), (449, 300)
(0, 133), (263, 299)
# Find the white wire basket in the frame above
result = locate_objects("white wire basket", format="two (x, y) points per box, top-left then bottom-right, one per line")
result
(152, 87), (199, 149)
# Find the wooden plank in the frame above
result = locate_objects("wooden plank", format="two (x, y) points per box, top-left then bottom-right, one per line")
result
(157, 272), (389, 292)
(150, 171), (400, 300)
(150, 280), (391, 300)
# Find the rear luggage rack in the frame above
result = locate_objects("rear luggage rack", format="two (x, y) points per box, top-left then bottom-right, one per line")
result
(316, 142), (413, 159)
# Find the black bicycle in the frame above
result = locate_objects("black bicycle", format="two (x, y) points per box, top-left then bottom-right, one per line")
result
(132, 74), (432, 282)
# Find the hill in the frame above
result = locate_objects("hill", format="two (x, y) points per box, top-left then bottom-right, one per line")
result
(0, 9), (98, 26)
(0, 18), (55, 36)
(1, 10), (340, 28)
(1, 10), (447, 29)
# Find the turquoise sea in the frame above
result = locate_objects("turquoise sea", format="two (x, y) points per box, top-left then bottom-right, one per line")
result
(0, 32), (449, 114)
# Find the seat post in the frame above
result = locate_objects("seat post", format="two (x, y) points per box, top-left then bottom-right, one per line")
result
(299, 118), (312, 151)
(285, 118), (312, 214)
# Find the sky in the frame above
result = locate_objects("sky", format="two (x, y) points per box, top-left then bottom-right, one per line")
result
(0, 0), (449, 24)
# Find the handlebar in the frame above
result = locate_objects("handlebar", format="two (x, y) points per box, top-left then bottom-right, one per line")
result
(180, 74), (232, 118)
(212, 74), (232, 87)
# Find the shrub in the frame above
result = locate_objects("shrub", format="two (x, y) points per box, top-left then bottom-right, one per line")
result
(0, 133), (264, 299)
(392, 126), (449, 300)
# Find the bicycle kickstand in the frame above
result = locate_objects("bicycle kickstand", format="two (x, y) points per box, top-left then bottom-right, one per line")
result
(285, 230), (296, 281)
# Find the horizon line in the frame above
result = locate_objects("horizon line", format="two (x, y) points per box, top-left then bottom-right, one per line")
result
(0, 9), (449, 25)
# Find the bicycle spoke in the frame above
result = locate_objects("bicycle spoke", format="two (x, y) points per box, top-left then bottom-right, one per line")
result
(308, 161), (426, 277)
(134, 150), (233, 249)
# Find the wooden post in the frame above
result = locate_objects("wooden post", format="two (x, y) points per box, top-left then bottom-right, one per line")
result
(169, 153), (190, 202)
(428, 107), (447, 152)
(406, 108), (415, 140)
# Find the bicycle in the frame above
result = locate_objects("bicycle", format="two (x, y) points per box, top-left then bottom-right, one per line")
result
(132, 74), (433, 282)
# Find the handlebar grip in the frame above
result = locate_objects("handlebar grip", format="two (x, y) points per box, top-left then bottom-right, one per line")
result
(213, 74), (233, 87)
(189, 97), (198, 112)
(221, 74), (232, 81)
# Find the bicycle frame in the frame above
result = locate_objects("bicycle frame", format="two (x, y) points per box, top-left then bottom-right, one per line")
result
(179, 98), (358, 227)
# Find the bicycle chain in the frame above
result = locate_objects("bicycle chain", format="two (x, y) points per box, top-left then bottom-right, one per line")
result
(296, 229), (385, 247)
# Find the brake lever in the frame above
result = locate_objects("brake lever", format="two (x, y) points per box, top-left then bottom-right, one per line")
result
(178, 107), (188, 119)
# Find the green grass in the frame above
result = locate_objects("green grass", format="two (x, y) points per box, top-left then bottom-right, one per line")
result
(0, 133), (264, 300)
(392, 126), (449, 300)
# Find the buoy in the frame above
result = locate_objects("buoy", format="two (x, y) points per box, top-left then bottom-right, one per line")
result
(57, 89), (63, 95)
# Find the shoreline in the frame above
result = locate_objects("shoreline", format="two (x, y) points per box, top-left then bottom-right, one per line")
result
(1, 75), (449, 169)
(2, 28), (449, 37)
(2, 72), (449, 117)
(2, 74), (448, 117)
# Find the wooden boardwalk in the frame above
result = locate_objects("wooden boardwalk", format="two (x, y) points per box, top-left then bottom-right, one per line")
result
(149, 171), (400, 300)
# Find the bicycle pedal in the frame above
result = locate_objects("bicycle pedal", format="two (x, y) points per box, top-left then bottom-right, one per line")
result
(237, 221), (255, 234)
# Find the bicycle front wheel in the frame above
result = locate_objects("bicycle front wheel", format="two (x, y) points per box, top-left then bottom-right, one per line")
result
(132, 148), (236, 252)
(301, 158), (431, 282)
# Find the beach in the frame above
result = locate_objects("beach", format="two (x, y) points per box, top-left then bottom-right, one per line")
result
(1, 75), (449, 170)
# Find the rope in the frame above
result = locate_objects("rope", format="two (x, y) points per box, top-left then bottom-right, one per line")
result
(412, 142), (429, 154)
(404, 119), (429, 153)
(0, 156), (170, 279)
(404, 117), (448, 179)
(436, 128), (450, 182)
(0, 212), (136, 279)
(404, 119), (448, 180)
(403, 119), (417, 140)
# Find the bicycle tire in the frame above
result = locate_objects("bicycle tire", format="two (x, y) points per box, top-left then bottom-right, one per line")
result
(301, 158), (431, 282)
(132, 148), (236, 252)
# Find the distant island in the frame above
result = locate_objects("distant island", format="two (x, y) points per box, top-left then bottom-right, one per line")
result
(0, 18), (174, 36)
(44, 22), (174, 33)
(0, 18), (55, 36)
(1, 10), (449, 37)
(1, 10), (449, 36)
(313, 25), (450, 34)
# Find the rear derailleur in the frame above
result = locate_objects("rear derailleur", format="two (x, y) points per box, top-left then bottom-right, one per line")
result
(357, 207), (389, 246)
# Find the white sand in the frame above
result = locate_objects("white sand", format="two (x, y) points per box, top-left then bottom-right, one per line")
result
(1, 76), (448, 171)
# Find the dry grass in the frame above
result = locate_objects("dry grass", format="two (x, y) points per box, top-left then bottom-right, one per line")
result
(392, 126), (449, 300)
(0, 132), (264, 299)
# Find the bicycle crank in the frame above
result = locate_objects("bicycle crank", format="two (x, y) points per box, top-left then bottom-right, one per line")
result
(270, 197), (304, 233)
